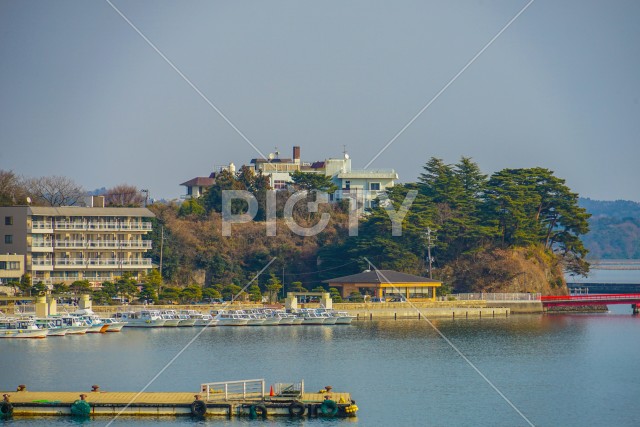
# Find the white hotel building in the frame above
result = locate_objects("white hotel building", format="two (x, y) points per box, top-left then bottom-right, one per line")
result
(0, 197), (155, 286)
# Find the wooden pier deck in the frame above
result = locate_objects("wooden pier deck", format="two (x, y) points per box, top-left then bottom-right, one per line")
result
(1, 389), (356, 418)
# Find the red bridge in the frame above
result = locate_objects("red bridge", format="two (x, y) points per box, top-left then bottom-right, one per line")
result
(542, 294), (640, 312)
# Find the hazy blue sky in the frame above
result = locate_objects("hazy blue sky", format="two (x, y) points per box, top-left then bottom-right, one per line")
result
(1, 0), (638, 201)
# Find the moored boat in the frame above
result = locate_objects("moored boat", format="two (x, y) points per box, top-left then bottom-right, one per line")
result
(212, 310), (249, 326)
(176, 314), (197, 327)
(297, 310), (327, 325)
(316, 308), (353, 325)
(0, 318), (48, 339)
(115, 310), (166, 327)
(160, 312), (181, 327)
(35, 318), (67, 336)
(101, 318), (127, 332)
(52, 315), (90, 334)
(71, 309), (109, 333)
(179, 310), (218, 326)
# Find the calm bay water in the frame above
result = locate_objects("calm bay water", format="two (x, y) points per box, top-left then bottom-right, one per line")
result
(2, 307), (640, 427)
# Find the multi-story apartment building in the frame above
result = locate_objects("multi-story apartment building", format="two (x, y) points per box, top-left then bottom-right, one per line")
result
(0, 197), (155, 287)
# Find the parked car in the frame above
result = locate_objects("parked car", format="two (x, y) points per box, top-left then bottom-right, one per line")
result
(370, 297), (386, 303)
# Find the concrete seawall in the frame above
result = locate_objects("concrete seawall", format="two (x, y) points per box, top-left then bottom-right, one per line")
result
(347, 307), (509, 320)
(88, 300), (541, 318)
(486, 301), (543, 314)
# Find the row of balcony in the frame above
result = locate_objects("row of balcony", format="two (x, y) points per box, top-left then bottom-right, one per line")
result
(31, 240), (152, 250)
(31, 221), (152, 232)
(31, 258), (153, 269)
(31, 276), (116, 286)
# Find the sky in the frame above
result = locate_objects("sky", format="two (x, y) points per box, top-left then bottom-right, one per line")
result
(1, 0), (639, 202)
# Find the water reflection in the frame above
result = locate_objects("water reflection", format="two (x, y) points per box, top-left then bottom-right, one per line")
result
(2, 314), (640, 426)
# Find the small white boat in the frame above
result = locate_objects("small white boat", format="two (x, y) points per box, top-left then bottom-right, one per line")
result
(35, 318), (67, 336)
(0, 318), (48, 339)
(53, 315), (90, 335)
(316, 308), (352, 325)
(297, 310), (327, 325)
(332, 311), (356, 325)
(115, 310), (166, 328)
(71, 309), (109, 333)
(318, 312), (338, 325)
(196, 314), (218, 327)
(241, 311), (266, 326)
(160, 312), (181, 327)
(246, 309), (278, 326)
(176, 314), (197, 327)
(213, 310), (249, 326)
(273, 310), (303, 326)
(101, 318), (127, 332)
(179, 310), (218, 327)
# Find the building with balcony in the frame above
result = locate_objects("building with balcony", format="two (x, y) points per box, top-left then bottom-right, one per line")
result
(324, 156), (398, 209)
(180, 146), (398, 209)
(0, 199), (155, 286)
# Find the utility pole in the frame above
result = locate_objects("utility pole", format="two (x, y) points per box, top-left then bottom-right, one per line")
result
(159, 226), (164, 279)
(426, 228), (434, 279)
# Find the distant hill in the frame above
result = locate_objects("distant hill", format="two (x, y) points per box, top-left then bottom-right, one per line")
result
(579, 198), (640, 259)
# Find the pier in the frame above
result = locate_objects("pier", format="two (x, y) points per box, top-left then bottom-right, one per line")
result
(0, 379), (357, 419)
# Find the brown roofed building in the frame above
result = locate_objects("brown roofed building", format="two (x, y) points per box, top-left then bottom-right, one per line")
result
(180, 176), (216, 199)
(323, 269), (441, 301)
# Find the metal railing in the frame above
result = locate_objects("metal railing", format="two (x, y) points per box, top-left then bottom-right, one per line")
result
(30, 221), (53, 230)
(52, 240), (151, 249)
(449, 293), (542, 301)
(273, 380), (304, 397)
(54, 258), (152, 267)
(31, 241), (53, 248)
(53, 221), (152, 231)
(200, 379), (265, 401)
(55, 240), (86, 249)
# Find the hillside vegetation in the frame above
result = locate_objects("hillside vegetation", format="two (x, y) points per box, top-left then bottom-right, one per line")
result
(579, 198), (640, 259)
(150, 158), (589, 296)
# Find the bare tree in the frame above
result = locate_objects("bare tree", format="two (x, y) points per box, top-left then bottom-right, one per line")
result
(25, 176), (86, 207)
(0, 170), (29, 206)
(104, 184), (145, 207)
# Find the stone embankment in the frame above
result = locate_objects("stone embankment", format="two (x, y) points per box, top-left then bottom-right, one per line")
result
(334, 301), (514, 319)
(544, 304), (608, 313)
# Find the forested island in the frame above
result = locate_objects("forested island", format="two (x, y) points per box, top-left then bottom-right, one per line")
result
(148, 157), (590, 297)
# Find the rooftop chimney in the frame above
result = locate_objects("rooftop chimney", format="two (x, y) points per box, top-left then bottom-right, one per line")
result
(93, 196), (105, 208)
(293, 146), (301, 164)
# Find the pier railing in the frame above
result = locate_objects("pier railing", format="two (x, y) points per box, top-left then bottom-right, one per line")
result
(449, 293), (541, 301)
(273, 380), (304, 397)
(201, 379), (265, 401)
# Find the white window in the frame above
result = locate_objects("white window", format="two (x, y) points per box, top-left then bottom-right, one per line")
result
(370, 182), (381, 191)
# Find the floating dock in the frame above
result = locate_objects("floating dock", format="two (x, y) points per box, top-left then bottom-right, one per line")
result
(1, 379), (358, 419)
